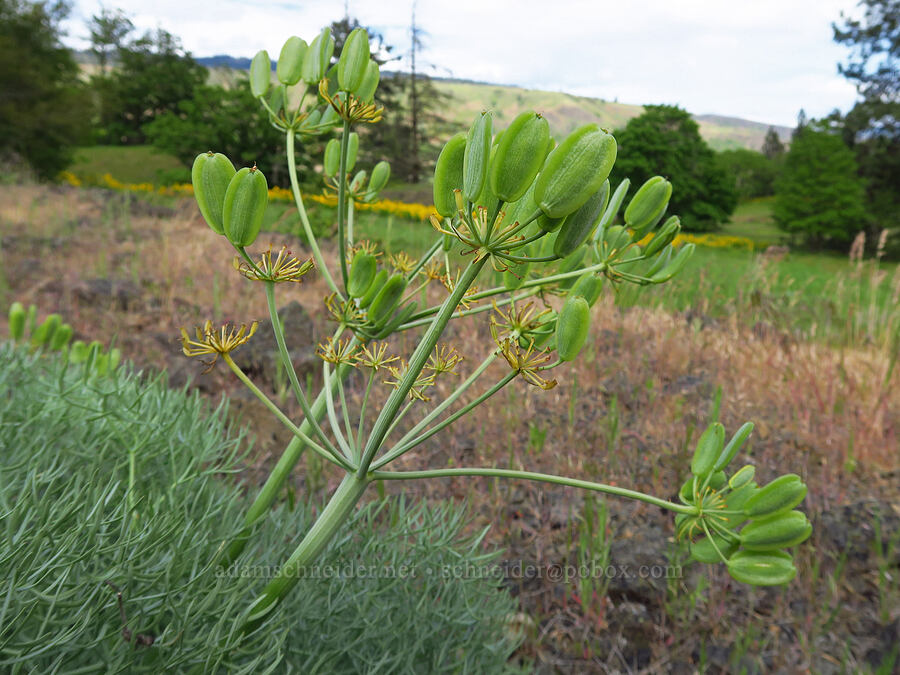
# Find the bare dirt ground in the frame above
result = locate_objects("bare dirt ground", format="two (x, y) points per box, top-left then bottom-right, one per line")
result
(2, 183), (898, 673)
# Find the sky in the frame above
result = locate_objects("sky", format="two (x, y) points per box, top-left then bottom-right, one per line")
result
(61, 0), (863, 128)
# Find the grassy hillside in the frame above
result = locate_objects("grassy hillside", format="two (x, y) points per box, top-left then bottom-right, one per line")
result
(201, 64), (790, 152)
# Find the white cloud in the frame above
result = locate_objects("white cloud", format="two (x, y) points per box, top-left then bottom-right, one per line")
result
(63, 0), (863, 126)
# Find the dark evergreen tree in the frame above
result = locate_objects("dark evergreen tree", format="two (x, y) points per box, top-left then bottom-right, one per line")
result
(609, 105), (737, 232)
(833, 0), (900, 234)
(96, 27), (206, 145)
(0, 0), (90, 179)
(87, 6), (132, 73)
(774, 127), (867, 248)
(761, 126), (785, 159)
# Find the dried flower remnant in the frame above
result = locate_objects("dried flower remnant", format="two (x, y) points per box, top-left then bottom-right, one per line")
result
(234, 246), (315, 283)
(180, 320), (258, 372)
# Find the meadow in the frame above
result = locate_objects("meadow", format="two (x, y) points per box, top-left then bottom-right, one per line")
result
(1, 146), (897, 671)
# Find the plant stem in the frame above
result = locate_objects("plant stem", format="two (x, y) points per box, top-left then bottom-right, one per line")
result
(286, 130), (342, 298)
(265, 282), (342, 458)
(388, 351), (499, 454)
(222, 363), (354, 563)
(241, 473), (370, 633)
(408, 239), (442, 280)
(323, 361), (354, 460)
(372, 467), (698, 514)
(337, 120), (351, 292)
(372, 371), (516, 469)
(223, 354), (351, 470)
(357, 258), (487, 476)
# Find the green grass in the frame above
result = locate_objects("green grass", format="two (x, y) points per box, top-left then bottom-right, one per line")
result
(720, 197), (783, 243)
(70, 145), (187, 185)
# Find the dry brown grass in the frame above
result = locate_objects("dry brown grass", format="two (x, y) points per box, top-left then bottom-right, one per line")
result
(2, 183), (898, 673)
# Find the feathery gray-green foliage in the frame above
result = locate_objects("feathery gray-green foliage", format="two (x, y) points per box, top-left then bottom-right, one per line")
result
(0, 344), (521, 672)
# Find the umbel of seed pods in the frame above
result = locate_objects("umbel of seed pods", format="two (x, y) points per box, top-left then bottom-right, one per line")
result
(676, 422), (812, 585)
(429, 108), (694, 365)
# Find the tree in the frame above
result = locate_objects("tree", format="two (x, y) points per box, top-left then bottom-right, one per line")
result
(144, 85), (294, 186)
(792, 108), (808, 140)
(717, 148), (778, 200)
(773, 127), (867, 248)
(762, 126), (785, 159)
(87, 5), (132, 74)
(96, 27), (206, 145)
(832, 0), (900, 232)
(609, 105), (737, 232)
(0, 0), (90, 179)
(327, 13), (447, 184)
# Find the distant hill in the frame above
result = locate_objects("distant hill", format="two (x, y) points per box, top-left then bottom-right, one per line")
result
(420, 79), (791, 152)
(85, 51), (791, 152)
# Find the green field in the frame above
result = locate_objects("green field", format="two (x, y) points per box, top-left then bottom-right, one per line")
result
(70, 145), (188, 185)
(65, 145), (897, 349)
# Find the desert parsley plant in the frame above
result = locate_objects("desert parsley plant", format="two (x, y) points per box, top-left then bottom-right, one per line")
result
(185, 26), (812, 637)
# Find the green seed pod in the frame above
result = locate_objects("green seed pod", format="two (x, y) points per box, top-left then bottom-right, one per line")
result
(743, 474), (807, 519)
(624, 176), (672, 236)
(337, 28), (370, 94)
(709, 470), (727, 490)
(475, 146), (500, 215)
(108, 347), (121, 371)
(276, 36), (307, 85)
(320, 102), (340, 128)
(49, 323), (73, 351)
(642, 216), (680, 258)
(372, 302), (417, 339)
(679, 477), (696, 504)
(691, 422), (725, 478)
(356, 60), (380, 102)
(729, 465), (756, 489)
(691, 533), (738, 564)
(31, 313), (61, 348)
(650, 243), (694, 283)
(555, 245), (586, 288)
(25, 304), (36, 336)
(570, 272), (603, 307)
(249, 50), (271, 98)
(302, 28), (334, 84)
(350, 170), (367, 192)
(489, 111), (550, 203)
(740, 511), (812, 551)
(348, 252), (377, 298)
(721, 482), (758, 528)
(192, 152), (236, 235)
(600, 224), (633, 260)
(69, 340), (88, 363)
(346, 132), (359, 172)
(556, 296), (591, 362)
(359, 269), (388, 309)
(324, 139), (340, 178)
(715, 422), (754, 472)
(594, 178), (630, 240)
(8, 301), (24, 341)
(534, 124), (617, 219)
(433, 133), (467, 217)
(645, 244), (673, 277)
(267, 85), (285, 118)
(369, 161), (391, 194)
(369, 274), (407, 325)
(463, 111), (493, 202)
(302, 107), (322, 131)
(726, 550), (796, 586)
(553, 180), (609, 258)
(223, 166), (268, 248)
